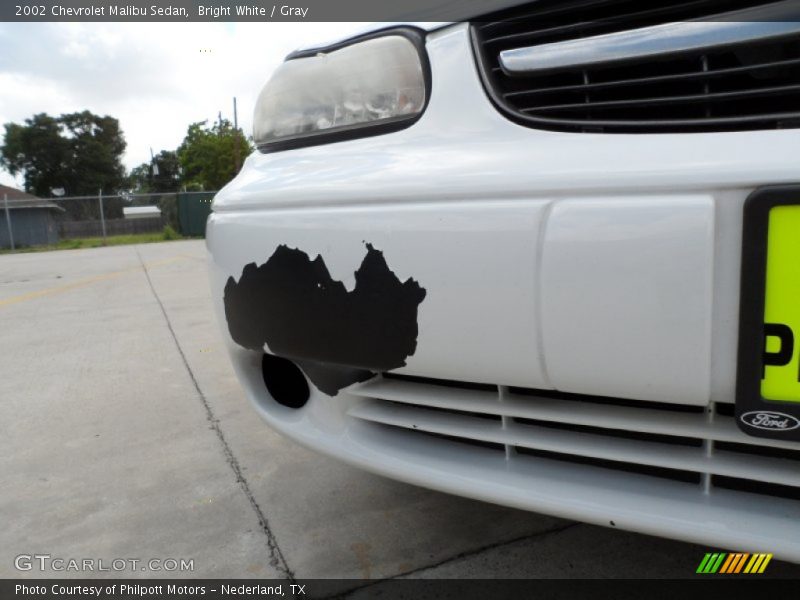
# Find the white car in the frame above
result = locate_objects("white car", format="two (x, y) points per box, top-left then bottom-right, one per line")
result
(208, 2), (800, 561)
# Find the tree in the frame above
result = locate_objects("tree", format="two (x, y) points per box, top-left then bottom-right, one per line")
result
(177, 119), (252, 191)
(0, 114), (68, 197)
(128, 150), (182, 193)
(0, 111), (127, 198)
(127, 163), (152, 194)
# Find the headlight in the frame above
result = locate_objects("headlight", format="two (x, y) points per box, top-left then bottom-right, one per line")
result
(253, 30), (428, 150)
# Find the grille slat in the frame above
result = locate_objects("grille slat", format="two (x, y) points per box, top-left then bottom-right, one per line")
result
(503, 57), (800, 99)
(347, 376), (800, 501)
(481, 21), (604, 47)
(472, 0), (800, 133)
(349, 400), (800, 488)
(476, 0), (625, 31)
(349, 377), (800, 451)
(521, 82), (800, 113)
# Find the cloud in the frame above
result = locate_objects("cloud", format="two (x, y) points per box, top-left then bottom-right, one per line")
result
(0, 21), (363, 189)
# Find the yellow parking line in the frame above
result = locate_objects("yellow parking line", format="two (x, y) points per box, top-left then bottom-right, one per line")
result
(0, 256), (185, 309)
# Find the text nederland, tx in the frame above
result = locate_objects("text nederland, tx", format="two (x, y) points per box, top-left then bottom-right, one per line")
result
(15, 583), (306, 596)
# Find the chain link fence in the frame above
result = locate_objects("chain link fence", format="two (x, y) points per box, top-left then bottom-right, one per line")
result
(1, 190), (215, 251)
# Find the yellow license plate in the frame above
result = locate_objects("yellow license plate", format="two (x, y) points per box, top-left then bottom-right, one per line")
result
(762, 204), (800, 403)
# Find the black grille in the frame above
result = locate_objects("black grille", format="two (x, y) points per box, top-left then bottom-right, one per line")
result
(471, 0), (800, 132)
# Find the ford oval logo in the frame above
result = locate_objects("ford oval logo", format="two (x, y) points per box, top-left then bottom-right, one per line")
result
(741, 411), (800, 431)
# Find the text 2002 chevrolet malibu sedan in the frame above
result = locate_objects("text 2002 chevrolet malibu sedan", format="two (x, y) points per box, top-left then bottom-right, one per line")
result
(208, 1), (800, 560)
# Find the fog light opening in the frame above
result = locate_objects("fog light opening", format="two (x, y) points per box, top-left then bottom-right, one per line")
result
(261, 353), (309, 409)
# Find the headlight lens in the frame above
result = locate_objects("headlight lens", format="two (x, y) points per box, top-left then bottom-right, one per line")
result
(253, 34), (427, 149)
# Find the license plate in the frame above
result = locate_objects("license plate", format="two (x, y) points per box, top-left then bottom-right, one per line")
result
(736, 187), (800, 441)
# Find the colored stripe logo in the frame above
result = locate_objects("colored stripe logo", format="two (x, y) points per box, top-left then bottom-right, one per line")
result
(697, 552), (772, 574)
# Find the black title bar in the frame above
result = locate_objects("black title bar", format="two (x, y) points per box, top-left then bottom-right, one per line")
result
(3, 0), (516, 22)
(5, 0), (800, 22)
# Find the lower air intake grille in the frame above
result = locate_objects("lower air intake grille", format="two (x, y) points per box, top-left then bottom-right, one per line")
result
(347, 374), (800, 501)
(471, 0), (800, 133)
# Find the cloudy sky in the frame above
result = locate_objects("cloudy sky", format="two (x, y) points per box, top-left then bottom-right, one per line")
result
(0, 21), (363, 189)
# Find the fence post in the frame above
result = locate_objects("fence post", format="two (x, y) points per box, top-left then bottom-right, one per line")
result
(3, 193), (14, 252)
(98, 188), (107, 244)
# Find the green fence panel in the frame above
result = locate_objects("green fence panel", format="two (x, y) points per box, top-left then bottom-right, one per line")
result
(177, 192), (215, 237)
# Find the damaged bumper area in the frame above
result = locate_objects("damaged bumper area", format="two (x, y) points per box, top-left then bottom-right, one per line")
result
(223, 243), (425, 395)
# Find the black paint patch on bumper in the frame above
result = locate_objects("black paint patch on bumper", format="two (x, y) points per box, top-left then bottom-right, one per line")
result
(223, 244), (426, 395)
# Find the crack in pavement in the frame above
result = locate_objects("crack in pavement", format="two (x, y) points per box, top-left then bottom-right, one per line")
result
(135, 247), (296, 582)
(327, 522), (580, 598)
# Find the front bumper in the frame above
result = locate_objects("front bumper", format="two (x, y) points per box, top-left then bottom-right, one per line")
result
(207, 24), (800, 560)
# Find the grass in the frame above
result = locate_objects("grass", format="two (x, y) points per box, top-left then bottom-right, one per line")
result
(1, 226), (187, 254)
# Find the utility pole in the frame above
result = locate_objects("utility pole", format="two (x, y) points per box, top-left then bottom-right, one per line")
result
(98, 188), (107, 245)
(233, 96), (241, 173)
